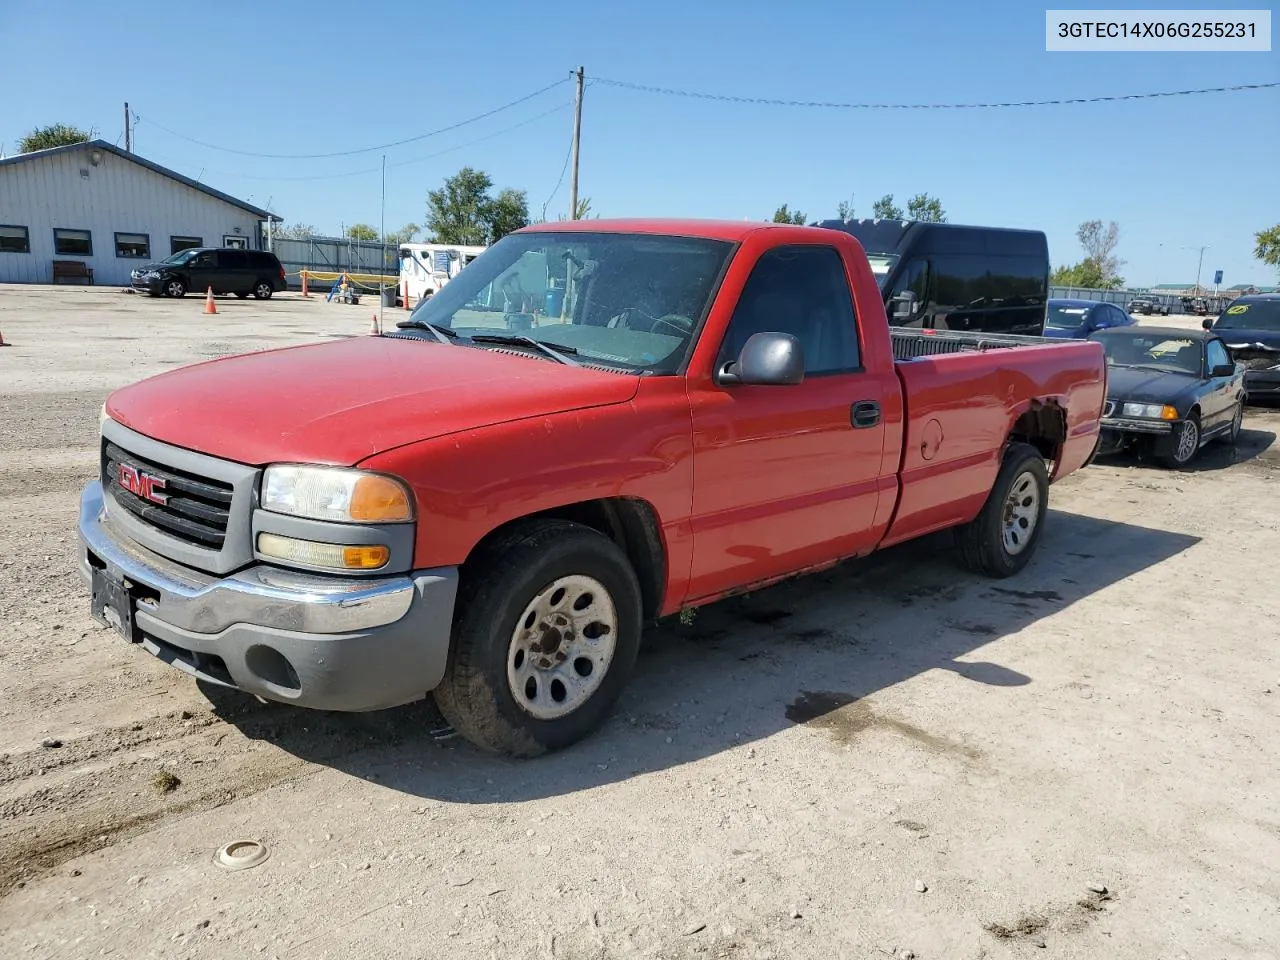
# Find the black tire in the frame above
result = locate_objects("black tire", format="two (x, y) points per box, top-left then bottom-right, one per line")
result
(956, 442), (1050, 578)
(1222, 399), (1244, 444)
(164, 278), (186, 298)
(1158, 410), (1201, 468)
(433, 519), (643, 757)
(253, 280), (273, 300)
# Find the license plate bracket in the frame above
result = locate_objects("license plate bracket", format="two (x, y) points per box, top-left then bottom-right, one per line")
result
(90, 568), (137, 643)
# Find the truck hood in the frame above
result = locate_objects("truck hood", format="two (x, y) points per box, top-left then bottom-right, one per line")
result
(105, 336), (641, 466)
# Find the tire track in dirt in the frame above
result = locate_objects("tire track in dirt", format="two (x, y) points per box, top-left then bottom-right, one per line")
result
(0, 697), (449, 898)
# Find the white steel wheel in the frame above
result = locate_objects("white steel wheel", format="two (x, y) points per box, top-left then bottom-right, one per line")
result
(507, 574), (617, 720)
(1001, 470), (1041, 556)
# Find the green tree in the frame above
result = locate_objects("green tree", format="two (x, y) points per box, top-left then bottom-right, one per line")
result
(871, 194), (903, 220)
(906, 193), (947, 223)
(487, 187), (530, 242)
(1050, 257), (1124, 290)
(426, 168), (530, 245)
(426, 167), (494, 245)
(836, 197), (855, 220)
(1076, 219), (1123, 285)
(273, 223), (317, 240)
(771, 204), (807, 224)
(345, 223), (379, 241)
(1256, 224), (1280, 273)
(381, 223), (420, 245)
(19, 123), (92, 153)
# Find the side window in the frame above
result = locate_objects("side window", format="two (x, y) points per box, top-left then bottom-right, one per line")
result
(717, 245), (860, 376)
(218, 250), (248, 269)
(1206, 340), (1230, 372)
(886, 257), (930, 322)
(190, 251), (216, 268)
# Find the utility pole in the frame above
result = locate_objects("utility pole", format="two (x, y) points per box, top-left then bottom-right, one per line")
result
(124, 102), (131, 152)
(568, 66), (584, 220)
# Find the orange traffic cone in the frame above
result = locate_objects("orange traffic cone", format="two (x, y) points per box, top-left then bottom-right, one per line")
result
(369, 314), (381, 336)
(204, 287), (217, 315)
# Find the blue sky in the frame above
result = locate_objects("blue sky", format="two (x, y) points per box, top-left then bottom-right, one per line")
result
(3, 0), (1277, 286)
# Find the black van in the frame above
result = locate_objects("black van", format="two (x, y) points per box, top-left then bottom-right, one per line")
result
(813, 219), (1050, 336)
(130, 247), (287, 300)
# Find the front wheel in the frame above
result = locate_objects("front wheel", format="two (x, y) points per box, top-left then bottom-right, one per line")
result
(433, 519), (643, 757)
(1158, 412), (1201, 468)
(956, 442), (1050, 578)
(164, 278), (186, 298)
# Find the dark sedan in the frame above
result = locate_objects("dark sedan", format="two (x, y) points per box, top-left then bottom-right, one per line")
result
(1043, 298), (1136, 339)
(1205, 294), (1280, 402)
(1091, 326), (1246, 468)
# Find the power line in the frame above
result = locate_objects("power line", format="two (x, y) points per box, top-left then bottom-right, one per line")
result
(143, 102), (573, 184)
(590, 76), (1280, 109)
(139, 77), (570, 159)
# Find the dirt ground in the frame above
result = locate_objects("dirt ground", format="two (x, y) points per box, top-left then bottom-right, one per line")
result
(1, 284), (1277, 960)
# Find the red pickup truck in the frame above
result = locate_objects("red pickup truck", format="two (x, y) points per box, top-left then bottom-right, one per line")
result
(79, 219), (1106, 757)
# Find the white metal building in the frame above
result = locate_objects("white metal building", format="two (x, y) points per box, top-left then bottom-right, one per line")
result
(0, 139), (279, 287)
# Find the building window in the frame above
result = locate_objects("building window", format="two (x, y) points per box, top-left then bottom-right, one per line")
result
(170, 236), (202, 255)
(0, 225), (30, 253)
(53, 228), (92, 256)
(223, 235), (248, 250)
(115, 232), (151, 259)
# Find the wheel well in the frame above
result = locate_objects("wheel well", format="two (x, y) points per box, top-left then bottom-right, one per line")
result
(462, 498), (667, 620)
(1008, 400), (1067, 462)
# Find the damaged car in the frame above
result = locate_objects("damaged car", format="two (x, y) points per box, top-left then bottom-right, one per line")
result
(1091, 326), (1246, 468)
(1204, 294), (1280, 403)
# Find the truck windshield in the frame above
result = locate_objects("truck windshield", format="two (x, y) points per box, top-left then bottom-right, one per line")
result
(400, 231), (735, 373)
(1214, 300), (1280, 331)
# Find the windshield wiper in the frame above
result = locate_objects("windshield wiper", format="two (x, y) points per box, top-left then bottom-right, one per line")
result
(394, 318), (458, 344)
(470, 333), (581, 366)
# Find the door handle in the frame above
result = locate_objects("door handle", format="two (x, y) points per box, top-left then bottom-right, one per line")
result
(851, 400), (881, 428)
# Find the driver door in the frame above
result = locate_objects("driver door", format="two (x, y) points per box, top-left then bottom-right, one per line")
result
(1202, 338), (1239, 429)
(685, 244), (897, 603)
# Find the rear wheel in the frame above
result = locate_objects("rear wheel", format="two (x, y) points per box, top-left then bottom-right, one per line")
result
(433, 519), (643, 757)
(1223, 400), (1244, 444)
(253, 280), (273, 300)
(956, 442), (1050, 578)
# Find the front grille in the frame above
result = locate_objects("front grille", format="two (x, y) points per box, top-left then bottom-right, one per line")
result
(1103, 400), (1117, 417)
(103, 440), (233, 548)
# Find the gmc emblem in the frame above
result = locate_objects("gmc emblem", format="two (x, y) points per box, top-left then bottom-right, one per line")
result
(117, 463), (168, 505)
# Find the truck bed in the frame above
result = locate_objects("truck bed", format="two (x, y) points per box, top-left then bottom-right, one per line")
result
(890, 327), (1066, 362)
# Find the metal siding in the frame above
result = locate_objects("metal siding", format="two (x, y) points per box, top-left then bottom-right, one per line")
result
(0, 145), (264, 286)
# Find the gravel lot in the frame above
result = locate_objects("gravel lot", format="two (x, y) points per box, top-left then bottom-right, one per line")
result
(1, 284), (1277, 960)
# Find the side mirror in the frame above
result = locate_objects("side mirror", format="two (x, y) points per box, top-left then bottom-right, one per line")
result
(1201, 317), (1214, 331)
(1210, 363), (1235, 378)
(716, 331), (805, 386)
(890, 290), (918, 320)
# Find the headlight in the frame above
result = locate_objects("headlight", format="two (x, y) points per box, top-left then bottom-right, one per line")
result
(145, 271), (161, 279)
(261, 465), (414, 523)
(1122, 402), (1178, 420)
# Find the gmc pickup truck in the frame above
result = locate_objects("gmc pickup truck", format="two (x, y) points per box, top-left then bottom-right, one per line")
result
(79, 219), (1106, 757)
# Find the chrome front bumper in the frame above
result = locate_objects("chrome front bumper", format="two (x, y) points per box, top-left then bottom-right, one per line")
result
(78, 480), (459, 711)
(1099, 417), (1175, 435)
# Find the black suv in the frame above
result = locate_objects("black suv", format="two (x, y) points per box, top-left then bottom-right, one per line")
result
(131, 248), (287, 300)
